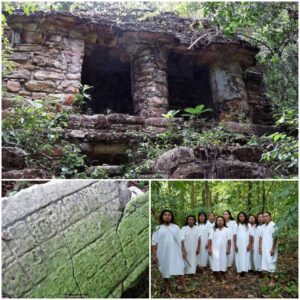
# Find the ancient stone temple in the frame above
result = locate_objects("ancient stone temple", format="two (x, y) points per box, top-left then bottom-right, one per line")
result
(4, 10), (273, 121)
(2, 9), (275, 179)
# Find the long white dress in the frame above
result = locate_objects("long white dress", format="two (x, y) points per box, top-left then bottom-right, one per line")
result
(252, 224), (263, 271)
(260, 221), (278, 273)
(207, 221), (215, 266)
(226, 220), (237, 267)
(209, 227), (231, 272)
(234, 223), (253, 273)
(248, 224), (256, 270)
(182, 225), (200, 274)
(197, 223), (210, 267)
(152, 223), (185, 278)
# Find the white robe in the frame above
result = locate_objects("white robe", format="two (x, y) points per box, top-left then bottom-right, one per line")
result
(207, 221), (215, 266)
(152, 223), (185, 278)
(182, 225), (200, 274)
(260, 221), (278, 273)
(226, 220), (237, 267)
(197, 223), (210, 267)
(209, 227), (231, 272)
(234, 223), (253, 273)
(252, 224), (263, 271)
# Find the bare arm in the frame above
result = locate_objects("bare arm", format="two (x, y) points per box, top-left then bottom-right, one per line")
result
(181, 241), (187, 259)
(196, 238), (201, 255)
(247, 235), (252, 252)
(270, 236), (278, 256)
(152, 245), (158, 264)
(233, 234), (238, 252)
(207, 239), (212, 256)
(227, 239), (231, 255)
(259, 237), (262, 255)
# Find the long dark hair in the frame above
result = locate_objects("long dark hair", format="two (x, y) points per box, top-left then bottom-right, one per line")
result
(185, 215), (196, 226)
(214, 216), (228, 231)
(198, 211), (207, 224)
(224, 210), (234, 220)
(159, 209), (176, 224)
(236, 211), (248, 226)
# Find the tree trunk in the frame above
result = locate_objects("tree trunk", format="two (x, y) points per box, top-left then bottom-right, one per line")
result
(247, 181), (253, 213)
(262, 181), (266, 211)
(205, 182), (211, 209)
(191, 182), (196, 209)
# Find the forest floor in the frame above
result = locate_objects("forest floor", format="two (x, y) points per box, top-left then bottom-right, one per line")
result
(151, 252), (298, 298)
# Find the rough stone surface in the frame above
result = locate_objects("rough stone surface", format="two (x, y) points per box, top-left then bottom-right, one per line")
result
(2, 147), (27, 170)
(6, 80), (22, 92)
(3, 10), (272, 121)
(25, 80), (55, 92)
(2, 180), (149, 298)
(153, 146), (271, 179)
(2, 168), (47, 179)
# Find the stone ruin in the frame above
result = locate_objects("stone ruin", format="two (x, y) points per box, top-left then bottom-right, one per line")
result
(2, 180), (149, 298)
(2, 9), (275, 179)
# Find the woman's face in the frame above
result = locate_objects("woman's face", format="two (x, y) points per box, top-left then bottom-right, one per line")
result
(238, 213), (246, 223)
(187, 217), (195, 226)
(257, 214), (264, 225)
(223, 211), (230, 221)
(249, 216), (256, 225)
(199, 214), (206, 223)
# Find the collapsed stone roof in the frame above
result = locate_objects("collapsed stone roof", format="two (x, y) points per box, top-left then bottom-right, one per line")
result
(7, 9), (259, 56)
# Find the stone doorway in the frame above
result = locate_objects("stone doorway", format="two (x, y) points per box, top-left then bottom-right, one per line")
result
(167, 51), (214, 113)
(81, 44), (134, 114)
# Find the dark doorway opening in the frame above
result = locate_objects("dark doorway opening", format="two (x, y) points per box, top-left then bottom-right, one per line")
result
(81, 45), (133, 114)
(167, 52), (214, 113)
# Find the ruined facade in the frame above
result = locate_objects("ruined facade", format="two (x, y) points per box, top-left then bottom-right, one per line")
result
(2, 10), (275, 179)
(3, 10), (273, 122)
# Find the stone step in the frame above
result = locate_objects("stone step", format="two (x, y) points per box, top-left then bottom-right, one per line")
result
(67, 113), (183, 130)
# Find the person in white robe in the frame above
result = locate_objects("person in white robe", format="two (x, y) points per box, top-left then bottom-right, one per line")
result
(251, 213), (264, 274)
(152, 209), (186, 296)
(223, 210), (237, 268)
(234, 212), (253, 277)
(259, 212), (278, 287)
(248, 214), (257, 271)
(207, 212), (216, 266)
(208, 216), (231, 282)
(182, 215), (201, 275)
(197, 212), (210, 272)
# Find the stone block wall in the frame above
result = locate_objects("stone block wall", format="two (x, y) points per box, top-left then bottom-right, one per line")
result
(3, 11), (273, 125)
(3, 22), (84, 110)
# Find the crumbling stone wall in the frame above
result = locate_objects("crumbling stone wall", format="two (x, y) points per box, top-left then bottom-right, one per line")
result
(2, 180), (149, 298)
(3, 10), (273, 124)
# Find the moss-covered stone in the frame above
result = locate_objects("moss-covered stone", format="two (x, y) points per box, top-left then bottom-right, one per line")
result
(2, 181), (149, 298)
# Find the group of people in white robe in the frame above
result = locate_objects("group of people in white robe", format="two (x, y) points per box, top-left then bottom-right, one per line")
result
(152, 209), (278, 296)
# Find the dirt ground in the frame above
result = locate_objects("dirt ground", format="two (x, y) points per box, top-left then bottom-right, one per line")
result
(151, 252), (298, 298)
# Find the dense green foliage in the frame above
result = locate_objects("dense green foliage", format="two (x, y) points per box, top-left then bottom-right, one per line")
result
(2, 98), (87, 178)
(151, 180), (298, 242)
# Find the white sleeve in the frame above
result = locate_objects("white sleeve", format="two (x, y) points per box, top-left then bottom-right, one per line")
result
(249, 225), (254, 236)
(233, 223), (238, 235)
(208, 228), (214, 240)
(178, 227), (185, 241)
(227, 229), (231, 241)
(271, 223), (277, 237)
(152, 230), (159, 246)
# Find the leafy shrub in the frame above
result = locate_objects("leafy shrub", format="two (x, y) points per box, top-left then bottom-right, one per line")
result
(2, 97), (87, 178)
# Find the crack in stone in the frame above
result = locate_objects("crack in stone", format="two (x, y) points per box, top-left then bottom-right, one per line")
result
(61, 232), (84, 298)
